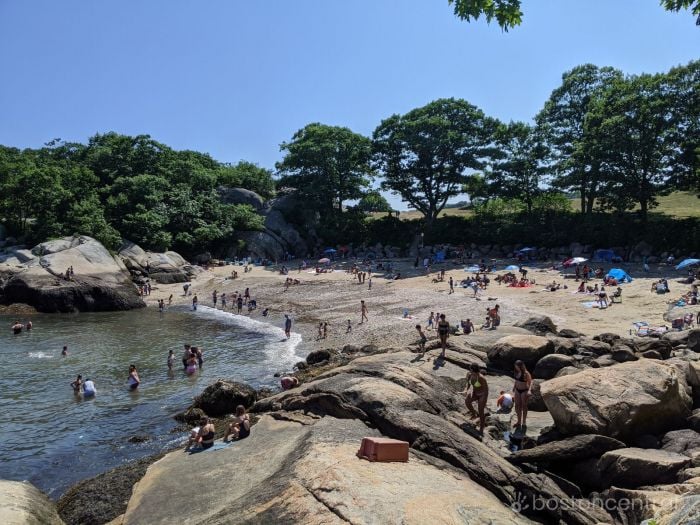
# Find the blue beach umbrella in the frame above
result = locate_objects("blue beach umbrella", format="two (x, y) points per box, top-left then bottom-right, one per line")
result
(676, 258), (700, 270)
(505, 265), (520, 271)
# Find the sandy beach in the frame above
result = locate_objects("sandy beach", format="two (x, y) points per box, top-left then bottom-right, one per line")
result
(151, 258), (699, 357)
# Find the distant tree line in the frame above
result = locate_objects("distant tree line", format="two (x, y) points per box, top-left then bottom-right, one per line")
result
(0, 60), (697, 256)
(278, 60), (699, 228)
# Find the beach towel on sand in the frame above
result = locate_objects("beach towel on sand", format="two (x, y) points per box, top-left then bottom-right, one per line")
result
(188, 441), (233, 454)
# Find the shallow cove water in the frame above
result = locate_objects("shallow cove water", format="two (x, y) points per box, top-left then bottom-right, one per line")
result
(0, 305), (302, 498)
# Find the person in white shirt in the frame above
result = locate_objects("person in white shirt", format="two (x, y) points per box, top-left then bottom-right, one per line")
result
(82, 379), (96, 397)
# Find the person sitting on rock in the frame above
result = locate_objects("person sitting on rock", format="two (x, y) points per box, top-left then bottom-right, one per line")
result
(196, 417), (216, 450)
(280, 376), (299, 390)
(223, 405), (251, 441)
(496, 390), (513, 412)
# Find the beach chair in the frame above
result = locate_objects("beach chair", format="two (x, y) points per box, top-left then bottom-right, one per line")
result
(631, 322), (650, 337)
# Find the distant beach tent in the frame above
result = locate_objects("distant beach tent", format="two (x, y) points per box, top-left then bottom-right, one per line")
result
(594, 249), (617, 263)
(323, 248), (337, 254)
(517, 247), (536, 253)
(435, 251), (446, 262)
(607, 268), (633, 283)
(676, 258), (700, 270)
(505, 265), (520, 271)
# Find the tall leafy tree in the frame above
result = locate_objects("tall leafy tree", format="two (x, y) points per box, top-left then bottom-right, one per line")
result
(665, 60), (700, 194)
(536, 64), (622, 214)
(216, 161), (275, 199)
(487, 121), (547, 215)
(276, 123), (373, 216)
(373, 98), (498, 226)
(586, 74), (678, 221)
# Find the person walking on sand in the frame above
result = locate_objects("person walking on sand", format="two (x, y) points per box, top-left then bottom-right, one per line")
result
(360, 300), (368, 324)
(237, 295), (244, 314)
(284, 314), (292, 339)
(221, 293), (227, 310)
(323, 322), (328, 339)
(448, 276), (454, 294)
(415, 324), (427, 354)
(368, 277), (372, 290)
(427, 312), (434, 331)
(512, 360), (532, 429)
(346, 319), (352, 334)
(437, 314), (450, 358)
(212, 289), (218, 306)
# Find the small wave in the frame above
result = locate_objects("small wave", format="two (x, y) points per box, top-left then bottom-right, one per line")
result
(28, 352), (54, 359)
(191, 306), (303, 368)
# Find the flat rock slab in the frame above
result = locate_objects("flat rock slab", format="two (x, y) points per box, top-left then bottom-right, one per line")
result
(510, 434), (625, 465)
(121, 415), (534, 525)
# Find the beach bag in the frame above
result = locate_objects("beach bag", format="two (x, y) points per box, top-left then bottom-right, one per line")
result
(357, 437), (409, 462)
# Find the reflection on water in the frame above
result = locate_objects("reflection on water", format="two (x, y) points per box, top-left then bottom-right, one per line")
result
(0, 305), (302, 498)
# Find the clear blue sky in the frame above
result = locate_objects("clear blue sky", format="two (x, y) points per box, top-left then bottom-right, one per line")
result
(1, 0), (697, 209)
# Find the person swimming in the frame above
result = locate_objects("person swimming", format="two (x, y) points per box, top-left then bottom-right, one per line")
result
(62, 346), (68, 356)
(12, 321), (23, 334)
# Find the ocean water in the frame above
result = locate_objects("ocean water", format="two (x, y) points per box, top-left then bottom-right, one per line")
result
(0, 305), (302, 498)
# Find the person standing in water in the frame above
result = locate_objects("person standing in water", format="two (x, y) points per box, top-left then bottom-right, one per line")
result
(12, 321), (23, 334)
(70, 374), (82, 394)
(192, 294), (198, 311)
(167, 350), (174, 370)
(128, 364), (140, 390)
(360, 300), (368, 324)
(62, 346), (69, 357)
(26, 320), (33, 330)
(237, 295), (244, 314)
(82, 378), (96, 398)
(284, 315), (292, 339)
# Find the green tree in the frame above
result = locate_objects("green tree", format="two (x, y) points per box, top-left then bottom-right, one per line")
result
(536, 64), (623, 214)
(276, 123), (373, 217)
(449, 1), (700, 29)
(216, 161), (275, 199)
(373, 98), (498, 226)
(356, 191), (392, 212)
(586, 74), (678, 221)
(486, 121), (546, 215)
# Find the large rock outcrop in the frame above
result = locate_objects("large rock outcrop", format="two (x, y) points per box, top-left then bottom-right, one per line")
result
(118, 415), (534, 525)
(487, 335), (554, 370)
(227, 190), (309, 260)
(192, 380), (257, 417)
(541, 359), (692, 440)
(0, 480), (64, 524)
(251, 352), (611, 524)
(0, 235), (144, 312)
(118, 241), (196, 284)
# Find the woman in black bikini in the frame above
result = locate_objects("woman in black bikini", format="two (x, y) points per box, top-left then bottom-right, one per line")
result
(197, 417), (216, 450)
(437, 314), (450, 358)
(223, 405), (250, 441)
(513, 360), (532, 429)
(462, 363), (489, 433)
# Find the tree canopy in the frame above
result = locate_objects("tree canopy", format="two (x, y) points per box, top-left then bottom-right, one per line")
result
(449, 0), (700, 29)
(373, 98), (498, 225)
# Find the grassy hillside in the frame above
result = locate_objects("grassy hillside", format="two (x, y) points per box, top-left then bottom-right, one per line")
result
(370, 191), (699, 222)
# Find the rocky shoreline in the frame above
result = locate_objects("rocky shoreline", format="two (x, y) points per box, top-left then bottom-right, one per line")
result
(2, 319), (689, 524)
